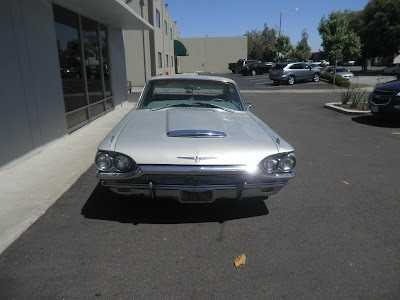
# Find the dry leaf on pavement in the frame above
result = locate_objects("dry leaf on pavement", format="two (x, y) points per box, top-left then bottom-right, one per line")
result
(234, 254), (246, 267)
(341, 181), (350, 185)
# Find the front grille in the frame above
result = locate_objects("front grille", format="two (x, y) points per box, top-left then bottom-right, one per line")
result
(114, 174), (264, 185)
(374, 89), (396, 96)
(371, 96), (391, 105)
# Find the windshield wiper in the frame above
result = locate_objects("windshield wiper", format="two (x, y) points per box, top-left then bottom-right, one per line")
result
(150, 103), (192, 111)
(193, 102), (234, 112)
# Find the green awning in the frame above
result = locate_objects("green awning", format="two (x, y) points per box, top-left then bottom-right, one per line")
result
(174, 40), (189, 56)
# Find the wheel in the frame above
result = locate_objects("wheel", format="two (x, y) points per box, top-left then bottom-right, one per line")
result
(312, 73), (320, 82)
(287, 75), (295, 85)
(251, 70), (256, 76)
(232, 70), (236, 73)
(273, 80), (280, 86)
(392, 70), (396, 75)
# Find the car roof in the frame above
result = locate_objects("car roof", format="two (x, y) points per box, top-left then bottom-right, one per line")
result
(147, 74), (237, 84)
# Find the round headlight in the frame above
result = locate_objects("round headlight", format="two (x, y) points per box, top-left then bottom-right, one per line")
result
(113, 155), (131, 172)
(262, 156), (279, 173)
(280, 153), (296, 171)
(95, 153), (112, 171)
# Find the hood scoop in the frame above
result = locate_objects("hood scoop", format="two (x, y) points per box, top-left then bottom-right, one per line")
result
(167, 129), (226, 138)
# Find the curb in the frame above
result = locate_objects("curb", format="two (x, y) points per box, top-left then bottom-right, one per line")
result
(324, 102), (371, 115)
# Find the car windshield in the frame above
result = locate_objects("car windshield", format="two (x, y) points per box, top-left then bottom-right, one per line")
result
(139, 79), (244, 111)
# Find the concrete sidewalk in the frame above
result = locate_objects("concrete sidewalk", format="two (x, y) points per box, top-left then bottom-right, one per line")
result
(0, 102), (135, 254)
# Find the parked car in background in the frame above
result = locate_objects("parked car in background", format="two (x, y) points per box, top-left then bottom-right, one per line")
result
(382, 64), (400, 75)
(310, 63), (327, 74)
(269, 62), (321, 85)
(241, 62), (274, 75)
(326, 67), (354, 79)
(228, 63), (236, 73)
(234, 59), (258, 73)
(95, 75), (296, 203)
(369, 80), (400, 119)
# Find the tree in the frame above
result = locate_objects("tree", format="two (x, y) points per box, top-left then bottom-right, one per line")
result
(245, 24), (277, 62)
(272, 35), (293, 62)
(290, 30), (311, 62)
(360, 0), (400, 59)
(318, 11), (362, 64)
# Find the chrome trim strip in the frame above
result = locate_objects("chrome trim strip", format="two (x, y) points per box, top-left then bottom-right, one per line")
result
(96, 165), (296, 180)
(102, 181), (288, 190)
(167, 130), (226, 138)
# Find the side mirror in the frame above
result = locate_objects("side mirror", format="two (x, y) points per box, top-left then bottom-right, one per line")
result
(245, 103), (252, 111)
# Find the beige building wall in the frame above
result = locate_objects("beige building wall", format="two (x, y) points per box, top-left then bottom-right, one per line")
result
(152, 0), (179, 76)
(179, 36), (247, 73)
(124, 0), (180, 87)
(124, 0), (151, 87)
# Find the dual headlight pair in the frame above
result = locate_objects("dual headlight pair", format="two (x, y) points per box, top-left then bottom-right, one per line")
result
(95, 152), (137, 173)
(260, 153), (296, 173)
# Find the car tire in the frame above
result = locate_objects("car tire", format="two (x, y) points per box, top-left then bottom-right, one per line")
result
(251, 70), (256, 76)
(287, 76), (295, 85)
(392, 70), (396, 75)
(273, 80), (280, 86)
(312, 73), (320, 82)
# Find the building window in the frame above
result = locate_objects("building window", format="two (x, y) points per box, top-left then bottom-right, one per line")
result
(171, 56), (174, 68)
(164, 21), (167, 35)
(166, 54), (169, 68)
(156, 10), (160, 28)
(53, 3), (112, 131)
(158, 52), (162, 68)
(170, 28), (172, 40)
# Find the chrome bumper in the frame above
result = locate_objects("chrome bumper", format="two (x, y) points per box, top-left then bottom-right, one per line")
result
(97, 165), (295, 203)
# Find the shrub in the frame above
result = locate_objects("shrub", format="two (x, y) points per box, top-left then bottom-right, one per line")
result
(321, 73), (350, 88)
(334, 86), (370, 110)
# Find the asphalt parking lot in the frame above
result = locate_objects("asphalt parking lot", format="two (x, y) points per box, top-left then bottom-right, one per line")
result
(1, 76), (400, 299)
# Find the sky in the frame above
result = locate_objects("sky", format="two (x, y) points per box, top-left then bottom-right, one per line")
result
(164, 0), (371, 52)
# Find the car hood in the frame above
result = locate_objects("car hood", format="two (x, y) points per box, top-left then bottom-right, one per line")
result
(98, 108), (293, 166)
(375, 81), (400, 92)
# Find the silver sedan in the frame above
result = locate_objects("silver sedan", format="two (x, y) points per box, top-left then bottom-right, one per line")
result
(95, 75), (296, 203)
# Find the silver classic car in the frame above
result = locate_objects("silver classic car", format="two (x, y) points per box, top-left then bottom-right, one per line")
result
(95, 75), (296, 203)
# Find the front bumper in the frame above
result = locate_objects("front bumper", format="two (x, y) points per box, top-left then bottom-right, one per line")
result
(97, 165), (295, 203)
(369, 94), (400, 115)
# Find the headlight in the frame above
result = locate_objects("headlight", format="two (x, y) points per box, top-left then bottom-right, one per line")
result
(95, 153), (112, 171)
(396, 92), (400, 96)
(113, 155), (131, 172)
(95, 152), (138, 173)
(260, 153), (296, 173)
(280, 153), (296, 171)
(262, 156), (279, 172)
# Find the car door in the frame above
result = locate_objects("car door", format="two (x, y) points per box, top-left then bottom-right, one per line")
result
(302, 64), (313, 80)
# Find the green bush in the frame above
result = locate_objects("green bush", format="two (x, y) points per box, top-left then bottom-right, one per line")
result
(321, 73), (351, 88)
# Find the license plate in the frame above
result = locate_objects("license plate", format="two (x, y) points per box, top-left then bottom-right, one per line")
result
(181, 190), (213, 203)
(371, 105), (379, 112)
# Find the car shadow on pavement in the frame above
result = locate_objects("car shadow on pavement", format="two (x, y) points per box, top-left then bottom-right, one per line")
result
(81, 183), (269, 224)
(352, 115), (400, 128)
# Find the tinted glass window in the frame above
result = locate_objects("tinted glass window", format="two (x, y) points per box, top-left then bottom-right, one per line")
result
(156, 10), (160, 28)
(54, 4), (86, 113)
(100, 24), (111, 97)
(81, 17), (103, 105)
(53, 4), (113, 130)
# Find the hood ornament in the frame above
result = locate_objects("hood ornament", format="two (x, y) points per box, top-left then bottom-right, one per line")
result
(177, 156), (217, 162)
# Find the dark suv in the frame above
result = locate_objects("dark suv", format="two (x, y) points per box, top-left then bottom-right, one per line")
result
(241, 62), (273, 75)
(269, 62), (321, 85)
(369, 81), (400, 119)
(234, 59), (258, 73)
